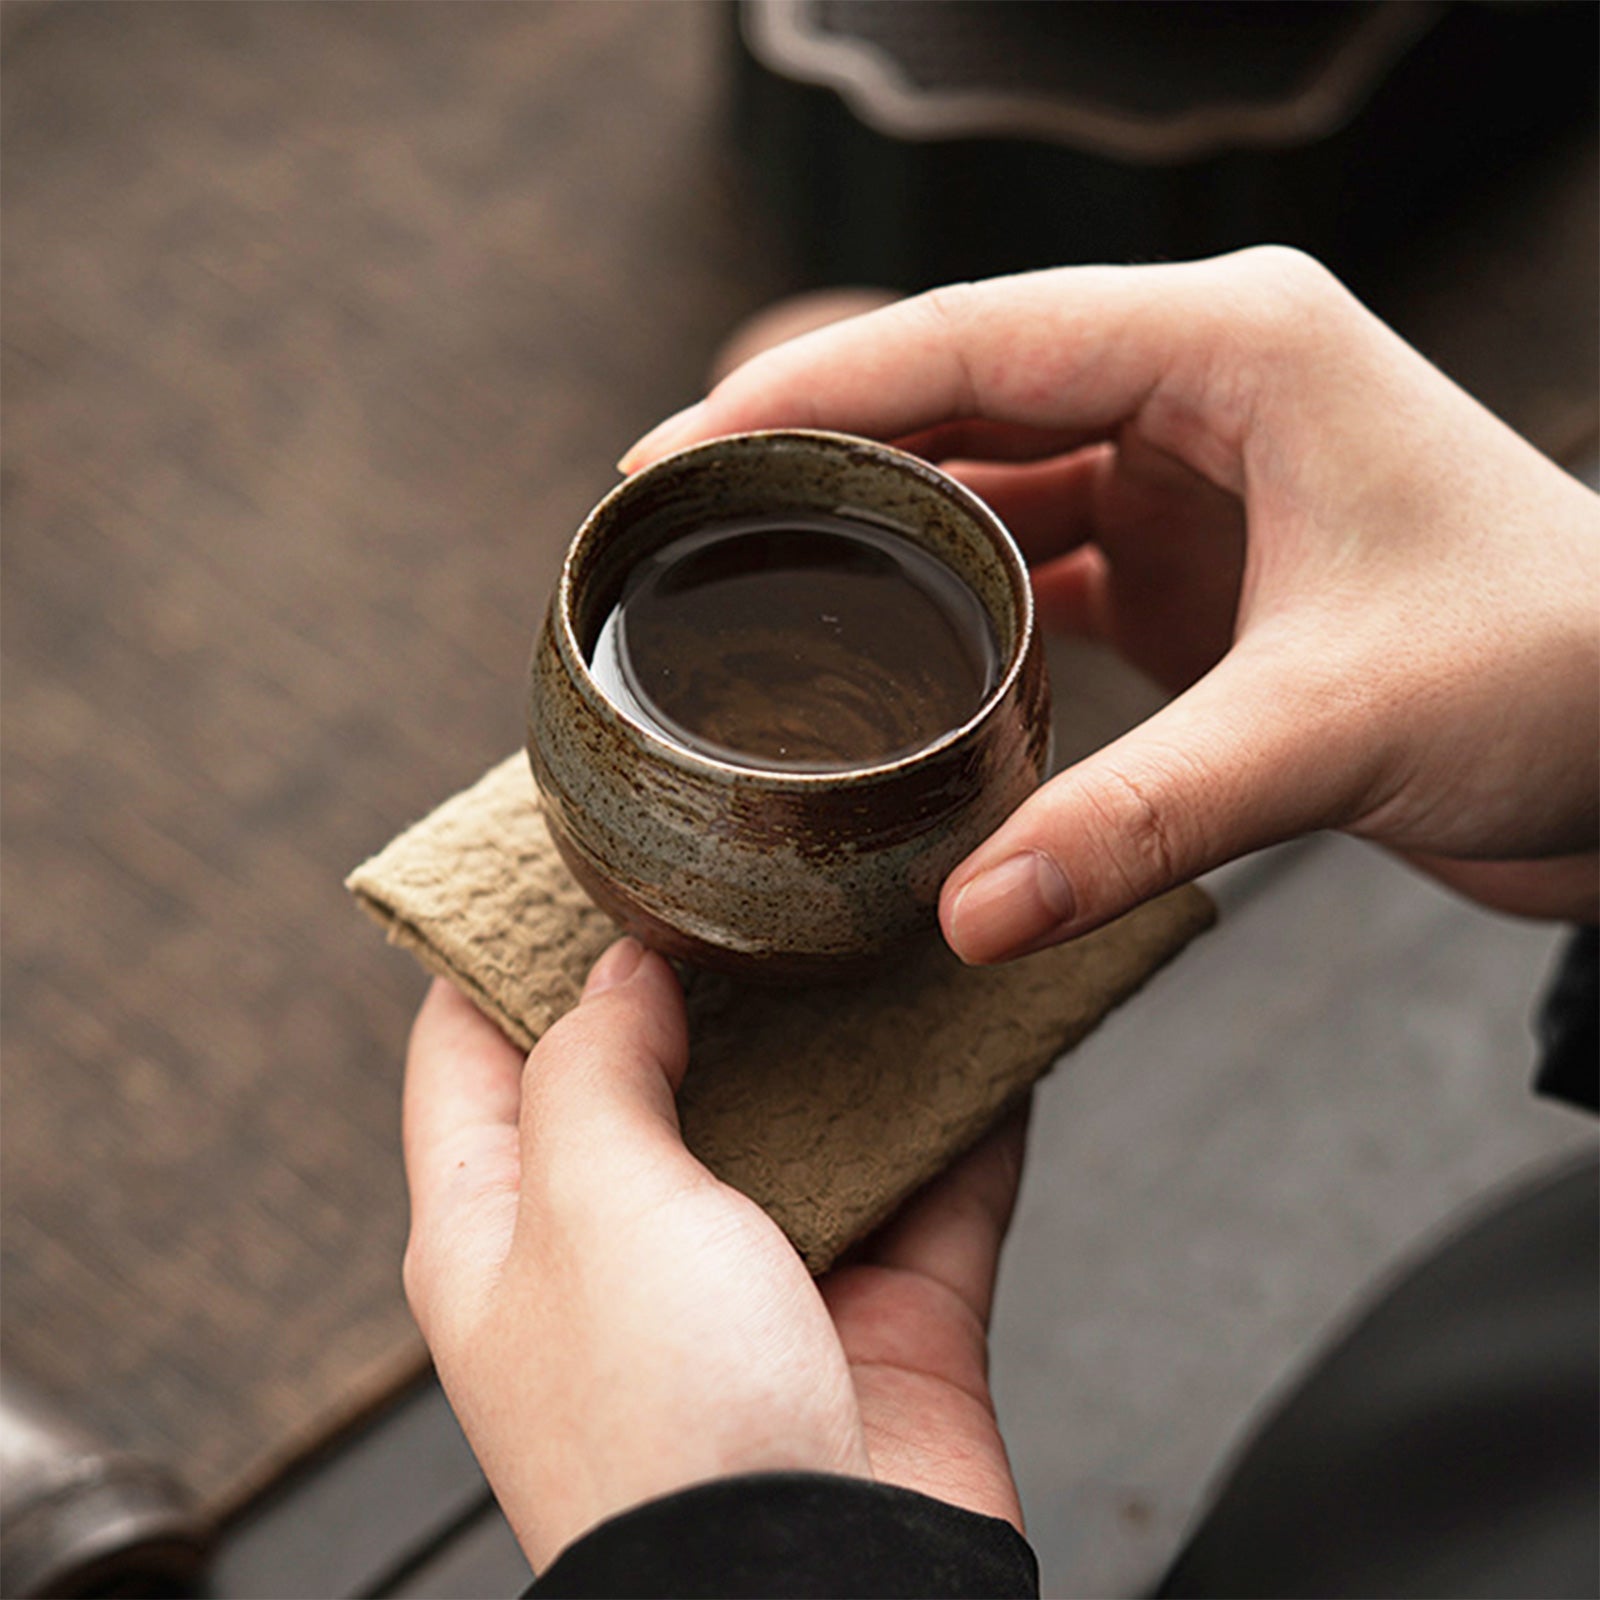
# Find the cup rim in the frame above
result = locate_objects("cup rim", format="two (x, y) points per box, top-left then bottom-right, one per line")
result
(553, 427), (1036, 788)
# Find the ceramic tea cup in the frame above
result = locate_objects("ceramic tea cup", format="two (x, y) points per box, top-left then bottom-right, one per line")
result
(526, 428), (1050, 980)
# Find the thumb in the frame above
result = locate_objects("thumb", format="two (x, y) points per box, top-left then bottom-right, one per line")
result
(516, 937), (695, 1208)
(940, 640), (1383, 962)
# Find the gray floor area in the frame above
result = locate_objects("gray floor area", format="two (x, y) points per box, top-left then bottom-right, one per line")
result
(993, 833), (1591, 1599)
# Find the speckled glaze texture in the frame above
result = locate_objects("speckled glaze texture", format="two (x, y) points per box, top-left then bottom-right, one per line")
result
(527, 429), (1051, 980)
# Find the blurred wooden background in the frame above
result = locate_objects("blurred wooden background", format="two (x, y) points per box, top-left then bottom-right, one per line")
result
(2, 0), (795, 1518)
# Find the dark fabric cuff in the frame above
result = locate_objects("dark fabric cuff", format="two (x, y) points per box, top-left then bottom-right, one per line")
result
(1534, 925), (1598, 1114)
(524, 1471), (1040, 1599)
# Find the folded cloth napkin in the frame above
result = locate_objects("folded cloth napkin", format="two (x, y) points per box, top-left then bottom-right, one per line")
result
(348, 755), (1214, 1271)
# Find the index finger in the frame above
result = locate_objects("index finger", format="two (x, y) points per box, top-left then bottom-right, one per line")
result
(854, 1099), (1032, 1326)
(618, 257), (1254, 480)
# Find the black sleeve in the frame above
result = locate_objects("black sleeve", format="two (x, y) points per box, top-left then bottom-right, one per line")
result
(524, 1471), (1040, 1599)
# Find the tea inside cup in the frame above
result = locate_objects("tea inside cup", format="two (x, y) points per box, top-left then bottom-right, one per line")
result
(586, 507), (1003, 774)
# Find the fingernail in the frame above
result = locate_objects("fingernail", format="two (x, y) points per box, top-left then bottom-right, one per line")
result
(616, 401), (708, 474)
(946, 851), (1076, 964)
(586, 936), (644, 995)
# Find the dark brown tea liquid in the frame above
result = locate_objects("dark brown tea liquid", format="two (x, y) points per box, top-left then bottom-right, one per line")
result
(588, 514), (1000, 772)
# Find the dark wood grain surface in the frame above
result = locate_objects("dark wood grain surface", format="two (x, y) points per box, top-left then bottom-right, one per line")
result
(1, 0), (1593, 1544)
(1, 0), (792, 1521)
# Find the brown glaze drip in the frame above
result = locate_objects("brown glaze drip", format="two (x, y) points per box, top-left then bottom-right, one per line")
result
(588, 514), (999, 772)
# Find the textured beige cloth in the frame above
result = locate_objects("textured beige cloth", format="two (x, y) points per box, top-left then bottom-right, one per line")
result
(349, 755), (1214, 1271)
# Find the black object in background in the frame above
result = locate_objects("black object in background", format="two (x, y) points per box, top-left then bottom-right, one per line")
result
(0, 1370), (206, 1598)
(1155, 1152), (1600, 1600)
(729, 0), (1600, 295)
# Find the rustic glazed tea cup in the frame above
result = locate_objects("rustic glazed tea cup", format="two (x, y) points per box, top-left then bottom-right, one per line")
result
(526, 428), (1050, 980)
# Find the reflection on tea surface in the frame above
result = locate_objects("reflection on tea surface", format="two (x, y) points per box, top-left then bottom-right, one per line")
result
(589, 513), (999, 772)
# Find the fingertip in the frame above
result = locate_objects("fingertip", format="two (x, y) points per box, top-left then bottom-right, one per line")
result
(616, 400), (709, 474)
(1031, 547), (1110, 640)
(629, 942), (684, 1005)
(407, 978), (454, 1067)
(417, 973), (462, 1019)
(584, 935), (645, 996)
(983, 1095), (1034, 1195)
(410, 976), (521, 1063)
(582, 938), (682, 1009)
(941, 850), (1076, 965)
(568, 937), (689, 1089)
